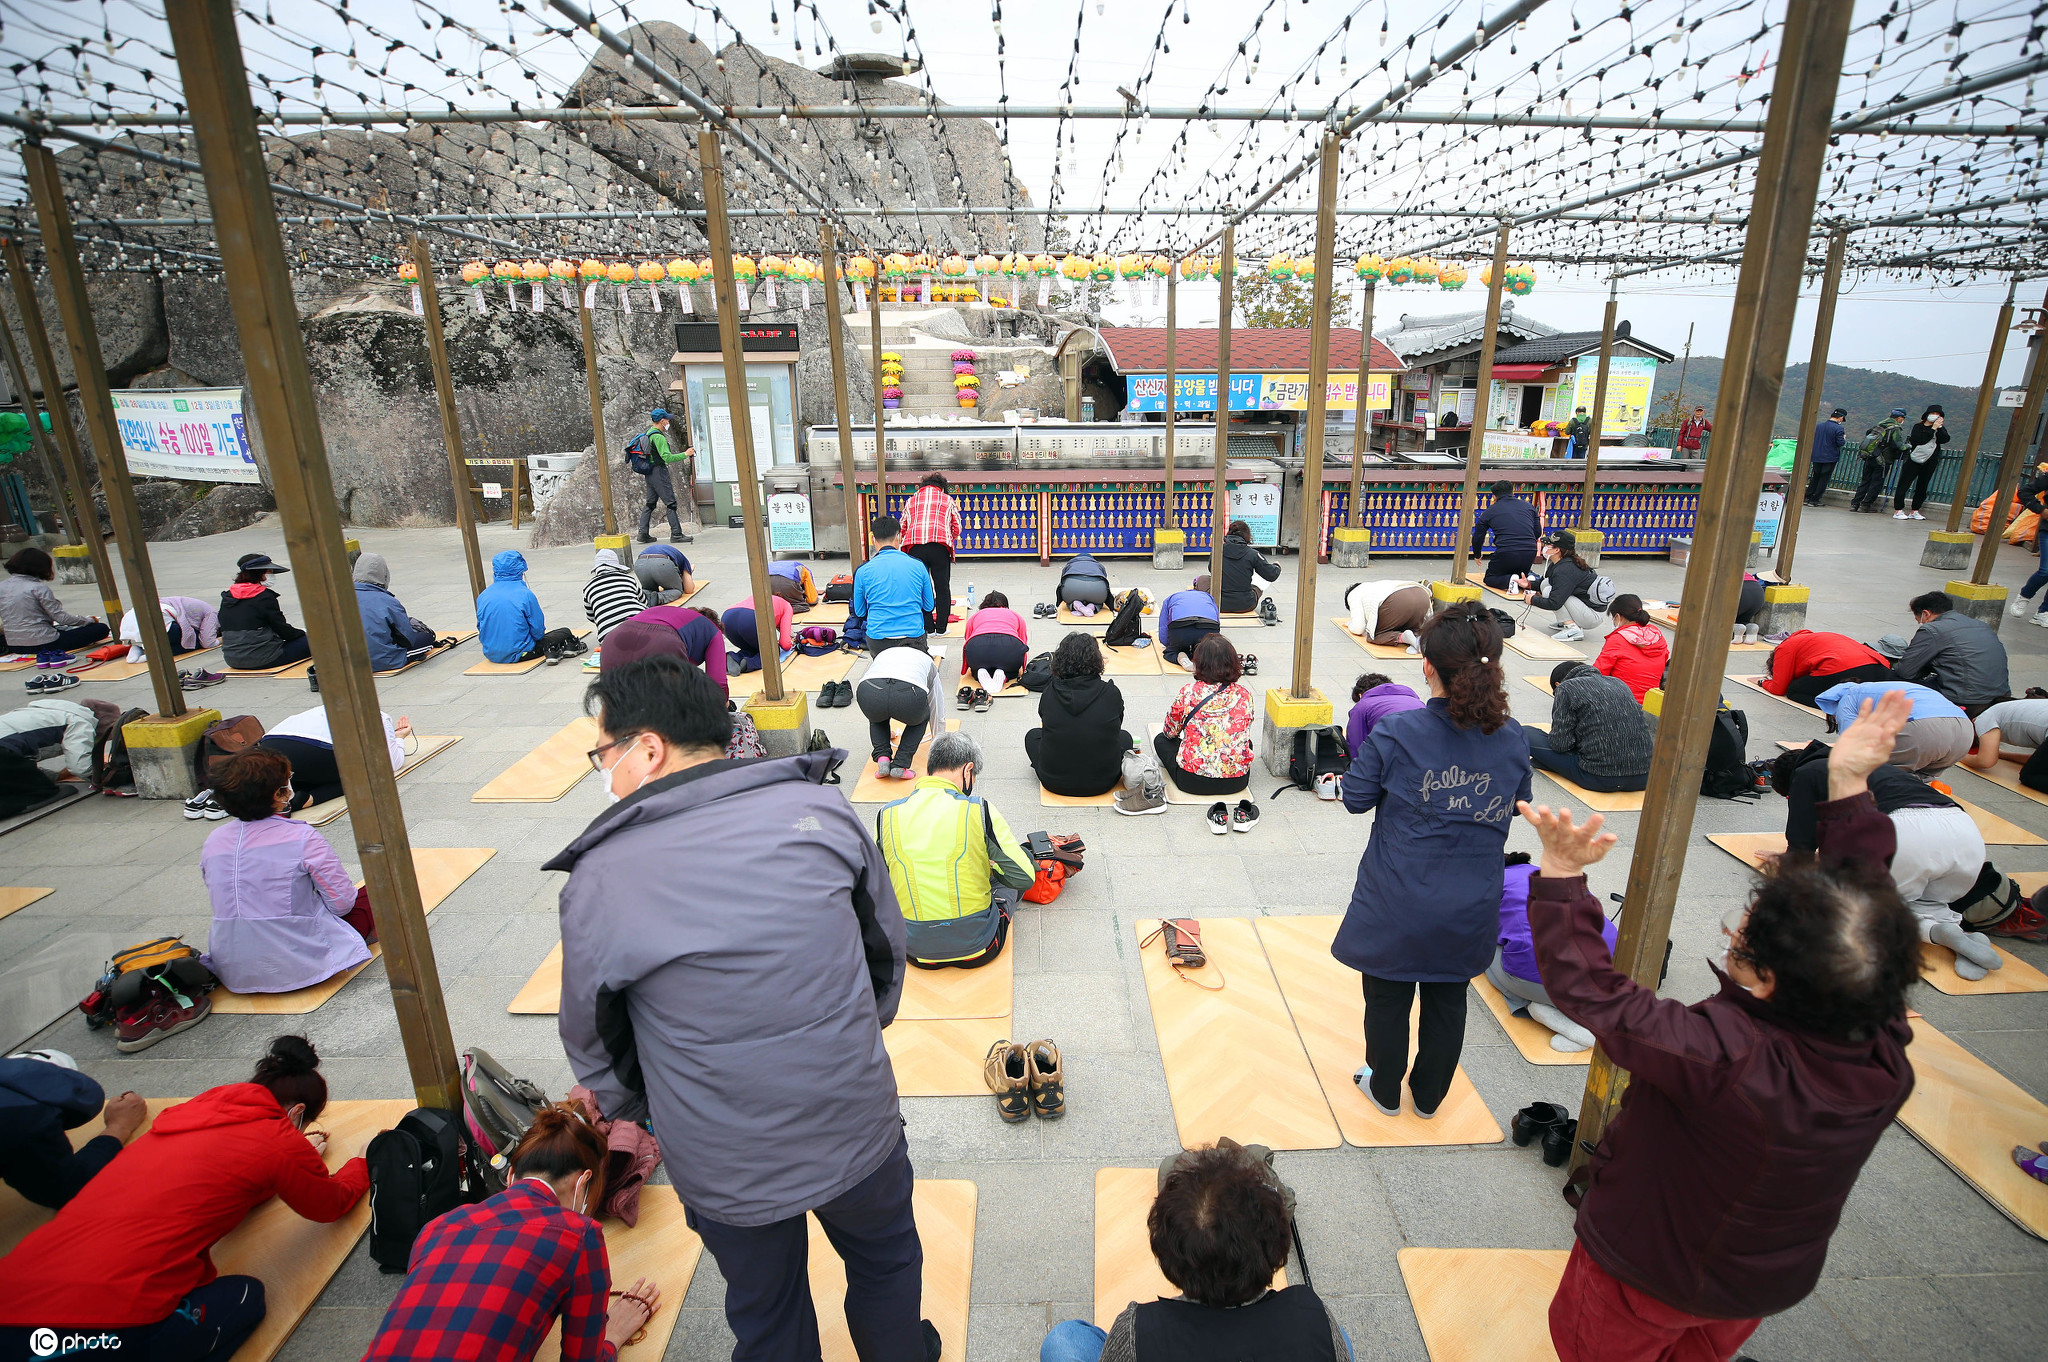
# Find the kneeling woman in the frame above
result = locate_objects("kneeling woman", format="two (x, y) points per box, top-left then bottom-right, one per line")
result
(720, 591), (794, 673)
(960, 591), (1029, 701)
(1027, 633), (1133, 798)
(364, 1104), (659, 1361)
(0, 1036), (370, 1360)
(1155, 634), (1256, 803)
(201, 747), (377, 993)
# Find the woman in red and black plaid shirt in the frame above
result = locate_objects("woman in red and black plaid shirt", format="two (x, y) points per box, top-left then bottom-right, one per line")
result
(899, 472), (963, 635)
(363, 1106), (658, 1361)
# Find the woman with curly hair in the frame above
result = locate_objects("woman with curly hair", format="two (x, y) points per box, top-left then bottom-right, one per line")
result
(1026, 632), (1133, 798)
(1336, 602), (1530, 1119)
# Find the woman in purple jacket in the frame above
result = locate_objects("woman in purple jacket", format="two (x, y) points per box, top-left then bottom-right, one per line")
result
(1344, 673), (1424, 754)
(1519, 690), (1921, 1362)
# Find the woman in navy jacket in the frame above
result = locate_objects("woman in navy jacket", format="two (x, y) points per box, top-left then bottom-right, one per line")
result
(1337, 602), (1531, 1118)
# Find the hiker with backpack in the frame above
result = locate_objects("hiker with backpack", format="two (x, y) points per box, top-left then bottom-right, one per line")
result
(961, 591), (1030, 702)
(1337, 603), (1531, 1119)
(1530, 663), (1656, 794)
(1847, 407), (1910, 513)
(1894, 405), (1949, 519)
(477, 551), (586, 665)
(1152, 634), (1258, 831)
(1217, 520), (1282, 616)
(721, 590), (796, 674)
(627, 408), (692, 545)
(362, 1103), (660, 1361)
(1522, 532), (1608, 642)
(633, 543), (697, 605)
(900, 472), (963, 635)
(1592, 595), (1669, 703)
(0, 1036), (374, 1359)
(580, 548), (647, 644)
(1027, 633), (1135, 799)
(0, 546), (108, 666)
(1343, 578), (1430, 652)
(1469, 480), (1542, 588)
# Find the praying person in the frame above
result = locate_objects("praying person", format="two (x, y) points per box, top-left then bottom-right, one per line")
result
(1529, 663), (1655, 794)
(624, 603), (728, 696)
(477, 550), (584, 665)
(119, 595), (219, 661)
(1813, 679), (1973, 776)
(1467, 481), (1541, 589)
(1487, 856), (1614, 1053)
(856, 642), (947, 780)
(1056, 553), (1114, 611)
(217, 552), (309, 670)
(1155, 634), (1257, 825)
(1217, 521), (1280, 614)
(1342, 578), (1430, 652)
(1758, 629), (1891, 707)
(1884, 590), (2011, 715)
(961, 591), (1029, 702)
(0, 1050), (146, 1210)
(876, 731), (1036, 968)
(253, 703), (412, 812)
(581, 548), (647, 643)
(852, 514), (937, 654)
(0, 546), (108, 662)
(1593, 595), (1668, 703)
(633, 544), (696, 605)
(351, 554), (440, 672)
(1961, 696), (2048, 793)
(1345, 673), (1423, 753)
(1522, 533), (1604, 643)
(1158, 583), (1221, 670)
(1027, 633), (1135, 799)
(720, 591), (795, 674)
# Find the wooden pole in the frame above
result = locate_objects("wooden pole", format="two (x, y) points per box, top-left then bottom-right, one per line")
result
(1774, 226), (1847, 581)
(3, 240), (110, 587)
(869, 252), (888, 541)
(1162, 262), (1178, 528)
(819, 221), (866, 569)
(408, 234), (487, 603)
(165, 0), (458, 1108)
(1576, 282), (1619, 532)
(701, 129), (786, 702)
(21, 146), (180, 715)
(1944, 282), (2017, 535)
(1289, 136), (1342, 700)
(1970, 296), (2048, 585)
(1207, 226), (1236, 614)
(1572, 0), (1856, 1165)
(0, 310), (82, 545)
(1348, 280), (1377, 529)
(577, 297), (618, 538)
(1448, 225), (1511, 585)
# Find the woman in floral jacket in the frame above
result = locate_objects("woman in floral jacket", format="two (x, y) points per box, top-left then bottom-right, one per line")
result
(1153, 633), (1255, 797)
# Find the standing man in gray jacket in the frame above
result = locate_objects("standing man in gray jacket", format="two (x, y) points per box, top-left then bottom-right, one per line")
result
(1885, 591), (2013, 716)
(547, 656), (938, 1362)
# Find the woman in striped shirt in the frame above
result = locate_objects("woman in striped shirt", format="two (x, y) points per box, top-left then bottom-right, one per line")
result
(581, 550), (647, 643)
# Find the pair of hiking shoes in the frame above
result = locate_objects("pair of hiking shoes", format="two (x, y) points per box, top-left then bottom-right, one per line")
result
(983, 1038), (1064, 1123)
(955, 685), (991, 712)
(816, 680), (854, 707)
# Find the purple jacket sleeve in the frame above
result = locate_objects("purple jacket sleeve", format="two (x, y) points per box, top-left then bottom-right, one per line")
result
(301, 827), (359, 915)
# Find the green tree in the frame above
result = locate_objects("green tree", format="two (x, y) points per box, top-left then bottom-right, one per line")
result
(1231, 271), (1349, 328)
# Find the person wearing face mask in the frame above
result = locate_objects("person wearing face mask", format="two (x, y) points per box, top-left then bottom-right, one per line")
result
(198, 747), (377, 996)
(548, 657), (945, 1362)
(363, 1103), (660, 1361)
(877, 731), (1036, 967)
(0, 1036), (372, 1359)
(248, 702), (412, 814)
(1517, 690), (1921, 1362)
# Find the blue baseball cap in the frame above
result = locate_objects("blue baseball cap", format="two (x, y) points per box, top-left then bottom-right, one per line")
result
(651, 407), (671, 421)
(1891, 407), (1907, 417)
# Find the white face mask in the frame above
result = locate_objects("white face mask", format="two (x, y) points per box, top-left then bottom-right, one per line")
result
(602, 742), (651, 806)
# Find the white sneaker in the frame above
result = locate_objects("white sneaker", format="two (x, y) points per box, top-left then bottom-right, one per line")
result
(1909, 511), (1927, 520)
(1893, 510), (1910, 519)
(2029, 612), (2048, 628)
(1552, 626), (1585, 642)
(1731, 626), (1747, 645)
(1400, 629), (1421, 656)
(1744, 624), (1761, 643)
(2013, 597), (2034, 617)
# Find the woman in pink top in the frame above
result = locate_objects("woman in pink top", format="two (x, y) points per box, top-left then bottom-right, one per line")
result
(960, 591), (1030, 702)
(720, 593), (794, 673)
(199, 747), (375, 994)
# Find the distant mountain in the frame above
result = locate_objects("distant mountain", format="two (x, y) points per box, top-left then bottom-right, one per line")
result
(1648, 358), (2015, 451)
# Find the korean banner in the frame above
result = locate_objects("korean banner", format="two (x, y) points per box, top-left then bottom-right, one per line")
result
(110, 388), (260, 484)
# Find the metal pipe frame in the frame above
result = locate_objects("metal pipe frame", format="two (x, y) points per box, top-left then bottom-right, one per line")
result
(21, 143), (180, 714)
(1574, 0), (1857, 1164)
(578, 293), (618, 539)
(1289, 137), (1342, 702)
(409, 234), (488, 603)
(1944, 282), (2017, 536)
(1970, 298), (2048, 585)
(818, 220), (865, 569)
(1207, 225), (1235, 617)
(1775, 227), (1848, 582)
(1447, 224), (1512, 586)
(1348, 280), (1377, 530)
(0, 310), (83, 546)
(1576, 283), (1618, 533)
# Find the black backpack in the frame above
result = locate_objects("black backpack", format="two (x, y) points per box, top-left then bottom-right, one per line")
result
(368, 1107), (481, 1273)
(1700, 707), (1759, 801)
(1102, 591), (1149, 649)
(1486, 606), (1518, 638)
(96, 706), (148, 792)
(622, 431), (656, 475)
(1273, 726), (1348, 798)
(1018, 651), (1055, 691)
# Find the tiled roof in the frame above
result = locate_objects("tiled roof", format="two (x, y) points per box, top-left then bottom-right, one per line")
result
(1491, 322), (1675, 366)
(1092, 327), (1406, 374)
(1377, 302), (1558, 361)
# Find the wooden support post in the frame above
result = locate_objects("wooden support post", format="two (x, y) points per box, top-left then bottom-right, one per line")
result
(819, 221), (865, 568)
(869, 252), (888, 538)
(701, 130), (785, 702)
(1349, 281), (1377, 529)
(21, 145), (179, 715)
(1971, 296), (2048, 586)
(408, 234), (487, 603)
(577, 297), (618, 538)
(1573, 0), (1856, 1165)
(165, 0), (458, 1109)
(1163, 263), (1179, 528)
(1208, 226), (1235, 615)
(3, 241), (109, 579)
(1576, 282), (1619, 533)
(1448, 225), (1512, 586)
(1775, 226), (1847, 580)
(0, 310), (81, 545)
(1944, 282), (2016, 535)
(1289, 136), (1342, 700)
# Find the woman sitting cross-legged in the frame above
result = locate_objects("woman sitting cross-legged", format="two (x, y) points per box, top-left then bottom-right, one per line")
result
(362, 1103), (660, 1362)
(200, 747), (378, 994)
(1154, 633), (1257, 831)
(1528, 662), (1656, 794)
(1027, 633), (1135, 799)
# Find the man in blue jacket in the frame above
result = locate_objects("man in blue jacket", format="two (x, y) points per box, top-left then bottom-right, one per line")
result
(1806, 406), (1847, 506)
(351, 553), (439, 671)
(851, 515), (936, 657)
(475, 550), (585, 664)
(0, 1051), (145, 1209)
(1469, 480), (1541, 588)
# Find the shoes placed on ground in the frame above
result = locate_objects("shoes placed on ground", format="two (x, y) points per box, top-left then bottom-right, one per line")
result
(179, 669), (226, 690)
(1024, 1039), (1065, 1118)
(1762, 630), (1792, 644)
(1987, 898), (2048, 943)
(1315, 771), (1341, 801)
(972, 687), (991, 713)
(1352, 1065), (1400, 1117)
(183, 790), (228, 821)
(25, 673), (79, 693)
(1114, 778), (1167, 816)
(1205, 800), (1231, 835)
(1258, 597), (1280, 625)
(1241, 653), (1258, 676)
(956, 685), (974, 710)
(1552, 626), (1585, 642)
(1543, 1116), (1579, 1167)
(982, 1040), (1032, 1123)
(1230, 799), (1259, 833)
(35, 650), (75, 669)
(115, 992), (212, 1053)
(837, 680), (856, 706)
(1511, 1101), (1571, 1148)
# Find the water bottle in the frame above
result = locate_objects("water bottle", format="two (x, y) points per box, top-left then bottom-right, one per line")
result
(965, 582), (976, 611)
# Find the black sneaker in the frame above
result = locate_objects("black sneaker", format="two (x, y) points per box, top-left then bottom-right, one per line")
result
(182, 790), (228, 821)
(670, 534), (694, 544)
(1230, 799), (1260, 833)
(922, 1320), (942, 1362)
(636, 533), (654, 544)
(1206, 801), (1231, 835)
(543, 645), (564, 666)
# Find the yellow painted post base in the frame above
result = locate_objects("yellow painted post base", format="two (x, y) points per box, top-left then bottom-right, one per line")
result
(1756, 582), (1809, 636)
(1151, 526), (1187, 571)
(595, 532), (631, 559)
(1944, 578), (2011, 631)
(1330, 526), (1372, 569)
(1260, 687), (1334, 780)
(1641, 688), (1663, 717)
(343, 537), (361, 567)
(123, 707), (223, 801)
(1430, 580), (1481, 609)
(1746, 529), (1770, 570)
(1570, 527), (1604, 567)
(51, 540), (94, 586)
(1919, 530), (1973, 572)
(744, 690), (813, 758)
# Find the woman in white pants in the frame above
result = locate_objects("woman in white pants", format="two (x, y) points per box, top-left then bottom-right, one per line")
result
(1521, 531), (1606, 642)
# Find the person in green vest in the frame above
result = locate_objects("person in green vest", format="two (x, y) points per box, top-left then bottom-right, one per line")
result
(1564, 406), (1592, 460)
(632, 408), (694, 545)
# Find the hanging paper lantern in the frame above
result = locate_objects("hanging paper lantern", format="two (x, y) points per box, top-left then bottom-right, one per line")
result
(972, 254), (999, 278)
(1265, 254), (1297, 282)
(665, 258), (693, 281)
(1060, 253), (1091, 281)
(847, 257), (878, 282)
(520, 260), (547, 282)
(1177, 257), (1207, 283)
(731, 256), (758, 284)
(1087, 253), (1114, 282)
(579, 259), (606, 281)
(396, 261), (419, 282)
(605, 262), (634, 284)
(1506, 264), (1538, 296)
(1385, 256), (1415, 285)
(1295, 255), (1317, 284)
(882, 253), (911, 281)
(635, 261), (665, 283)
(1114, 254), (1143, 281)
(1437, 262), (1468, 291)
(1409, 257), (1437, 286)
(460, 261), (488, 285)
(938, 253), (968, 279)
(491, 260), (521, 283)
(1029, 254), (1056, 278)
(550, 259), (576, 282)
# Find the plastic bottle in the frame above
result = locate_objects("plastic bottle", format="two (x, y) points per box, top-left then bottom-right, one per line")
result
(965, 582), (976, 610)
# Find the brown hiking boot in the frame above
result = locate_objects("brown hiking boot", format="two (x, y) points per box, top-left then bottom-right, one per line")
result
(983, 1040), (1031, 1122)
(1024, 1039), (1065, 1119)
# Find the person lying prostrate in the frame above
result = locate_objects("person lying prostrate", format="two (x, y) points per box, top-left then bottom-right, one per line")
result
(1814, 679), (1972, 776)
(1593, 595), (1668, 703)
(720, 592), (795, 674)
(200, 748), (377, 993)
(1486, 856), (1616, 1053)
(1157, 584), (1221, 671)
(1155, 634), (1256, 804)
(1758, 628), (1891, 705)
(961, 591), (1029, 697)
(1217, 520), (1281, 614)
(1342, 578), (1429, 652)
(1027, 633), (1134, 799)
(1055, 552), (1113, 610)
(875, 731), (1035, 970)
(351, 554), (440, 672)
(1520, 692), (1920, 1362)
(363, 1103), (659, 1362)
(627, 604), (728, 695)
(581, 549), (647, 643)
(0, 1036), (373, 1360)
(633, 544), (696, 605)
(1529, 663), (1655, 794)
(856, 642), (946, 780)
(477, 550), (584, 665)
(0, 695), (101, 782)
(1772, 743), (2001, 978)
(255, 703), (410, 811)
(218, 552), (309, 669)
(1962, 697), (2048, 792)
(1345, 673), (1423, 754)
(0, 1050), (146, 1210)
(119, 595), (219, 661)
(0, 546), (108, 659)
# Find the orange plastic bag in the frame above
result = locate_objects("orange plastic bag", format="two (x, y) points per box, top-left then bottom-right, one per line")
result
(2005, 509), (2039, 545)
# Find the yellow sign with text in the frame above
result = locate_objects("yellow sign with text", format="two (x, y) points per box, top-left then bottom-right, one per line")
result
(1254, 372), (1394, 412)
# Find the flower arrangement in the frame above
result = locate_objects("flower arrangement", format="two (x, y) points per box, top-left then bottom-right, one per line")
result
(882, 386), (902, 408)
(951, 348), (978, 363)
(954, 373), (979, 389)
(1353, 254), (1384, 283)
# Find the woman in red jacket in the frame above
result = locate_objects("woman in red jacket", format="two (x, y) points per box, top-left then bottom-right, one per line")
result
(1758, 629), (1891, 705)
(1592, 595), (1669, 703)
(0, 1036), (370, 1359)
(1517, 691), (1922, 1362)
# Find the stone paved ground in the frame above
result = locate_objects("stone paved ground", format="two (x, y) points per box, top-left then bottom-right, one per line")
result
(6, 501), (2046, 1362)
